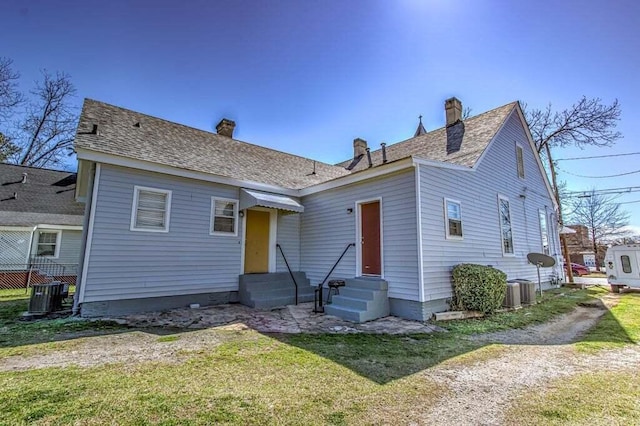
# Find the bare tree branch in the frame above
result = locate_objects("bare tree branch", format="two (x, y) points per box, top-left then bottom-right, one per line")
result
(0, 57), (24, 121)
(522, 97), (622, 154)
(12, 70), (77, 168)
(569, 189), (629, 270)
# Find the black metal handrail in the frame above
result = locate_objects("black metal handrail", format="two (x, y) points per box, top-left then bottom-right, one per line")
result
(314, 243), (355, 313)
(276, 244), (298, 305)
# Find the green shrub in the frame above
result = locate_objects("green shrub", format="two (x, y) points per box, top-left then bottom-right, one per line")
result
(451, 264), (507, 313)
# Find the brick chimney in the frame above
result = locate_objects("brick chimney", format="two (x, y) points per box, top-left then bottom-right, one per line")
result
(353, 138), (367, 158)
(445, 97), (462, 127)
(216, 118), (236, 138)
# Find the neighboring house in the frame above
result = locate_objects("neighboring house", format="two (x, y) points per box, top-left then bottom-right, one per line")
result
(0, 164), (85, 289)
(73, 97), (561, 321)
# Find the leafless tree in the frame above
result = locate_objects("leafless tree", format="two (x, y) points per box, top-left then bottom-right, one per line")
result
(462, 106), (473, 119)
(569, 189), (629, 270)
(0, 57), (24, 120)
(523, 96), (622, 154)
(12, 70), (77, 167)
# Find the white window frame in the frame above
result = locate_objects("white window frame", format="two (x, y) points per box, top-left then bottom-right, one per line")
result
(498, 194), (515, 256)
(539, 209), (549, 255)
(210, 197), (239, 237)
(130, 185), (172, 233)
(516, 143), (525, 179)
(35, 229), (62, 258)
(444, 198), (463, 240)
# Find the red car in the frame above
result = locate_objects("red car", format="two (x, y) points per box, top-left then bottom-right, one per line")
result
(564, 263), (590, 276)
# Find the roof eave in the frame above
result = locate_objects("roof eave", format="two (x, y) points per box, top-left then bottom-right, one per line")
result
(76, 148), (300, 197)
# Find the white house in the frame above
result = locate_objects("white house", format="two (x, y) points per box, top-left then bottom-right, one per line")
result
(72, 97), (561, 321)
(0, 164), (84, 289)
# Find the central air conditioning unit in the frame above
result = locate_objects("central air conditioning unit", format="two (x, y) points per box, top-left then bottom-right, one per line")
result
(503, 280), (521, 309)
(518, 280), (537, 305)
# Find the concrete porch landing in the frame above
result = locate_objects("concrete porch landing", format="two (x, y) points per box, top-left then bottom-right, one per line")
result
(107, 302), (443, 334)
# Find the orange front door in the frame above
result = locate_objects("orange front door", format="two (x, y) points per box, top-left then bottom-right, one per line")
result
(244, 210), (270, 273)
(360, 201), (381, 275)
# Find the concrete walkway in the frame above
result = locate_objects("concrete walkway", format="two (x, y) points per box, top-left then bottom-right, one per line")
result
(108, 302), (443, 334)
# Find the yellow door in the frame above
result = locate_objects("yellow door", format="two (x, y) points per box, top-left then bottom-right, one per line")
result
(244, 210), (270, 273)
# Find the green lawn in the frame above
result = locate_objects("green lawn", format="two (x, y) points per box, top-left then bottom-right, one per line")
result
(0, 287), (125, 358)
(0, 287), (637, 425)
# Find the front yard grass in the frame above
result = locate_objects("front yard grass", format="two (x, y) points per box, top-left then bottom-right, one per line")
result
(0, 286), (637, 425)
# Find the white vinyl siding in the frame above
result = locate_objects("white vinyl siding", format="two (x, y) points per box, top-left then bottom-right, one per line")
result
(516, 144), (525, 178)
(36, 230), (61, 258)
(301, 169), (419, 301)
(130, 186), (171, 232)
(498, 195), (514, 255)
(276, 213), (301, 272)
(444, 198), (462, 239)
(418, 110), (560, 302)
(83, 165), (242, 303)
(210, 197), (238, 236)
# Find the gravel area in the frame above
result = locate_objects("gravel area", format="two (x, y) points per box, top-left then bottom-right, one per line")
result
(420, 293), (640, 425)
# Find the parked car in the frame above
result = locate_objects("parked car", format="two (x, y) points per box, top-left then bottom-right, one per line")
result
(564, 262), (590, 276)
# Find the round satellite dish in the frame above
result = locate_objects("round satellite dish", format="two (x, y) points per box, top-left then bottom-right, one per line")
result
(527, 252), (556, 268)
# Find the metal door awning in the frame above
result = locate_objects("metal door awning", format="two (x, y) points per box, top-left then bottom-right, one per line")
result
(240, 189), (304, 213)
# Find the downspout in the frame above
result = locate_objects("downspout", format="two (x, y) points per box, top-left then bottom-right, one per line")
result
(72, 162), (96, 315)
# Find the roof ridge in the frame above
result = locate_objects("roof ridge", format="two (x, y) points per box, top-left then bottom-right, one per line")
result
(335, 101), (518, 165)
(0, 162), (77, 174)
(83, 98), (344, 171)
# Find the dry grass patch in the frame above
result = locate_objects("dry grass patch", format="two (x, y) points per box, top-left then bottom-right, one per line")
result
(504, 371), (640, 425)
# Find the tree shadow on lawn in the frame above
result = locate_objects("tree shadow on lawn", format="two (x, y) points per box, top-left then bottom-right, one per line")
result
(272, 293), (639, 384)
(2, 290), (637, 385)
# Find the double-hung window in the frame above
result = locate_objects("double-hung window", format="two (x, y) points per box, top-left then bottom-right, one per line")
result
(36, 231), (61, 257)
(444, 198), (463, 239)
(130, 186), (172, 232)
(498, 195), (514, 255)
(539, 210), (549, 255)
(211, 197), (239, 236)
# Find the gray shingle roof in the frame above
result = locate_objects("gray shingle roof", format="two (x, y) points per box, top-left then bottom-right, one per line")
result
(337, 102), (517, 172)
(74, 99), (517, 190)
(0, 164), (84, 226)
(75, 100), (351, 190)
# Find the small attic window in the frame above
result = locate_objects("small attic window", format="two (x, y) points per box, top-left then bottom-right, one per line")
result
(516, 144), (525, 179)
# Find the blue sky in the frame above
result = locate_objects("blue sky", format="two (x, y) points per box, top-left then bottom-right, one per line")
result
(2, 0), (639, 228)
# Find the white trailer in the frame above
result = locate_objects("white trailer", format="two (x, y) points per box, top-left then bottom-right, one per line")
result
(605, 245), (640, 292)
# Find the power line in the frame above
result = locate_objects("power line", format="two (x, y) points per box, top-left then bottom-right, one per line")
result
(618, 199), (640, 205)
(557, 166), (640, 179)
(556, 152), (640, 161)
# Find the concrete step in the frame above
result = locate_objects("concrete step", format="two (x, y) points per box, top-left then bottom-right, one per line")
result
(339, 287), (376, 300)
(346, 278), (388, 291)
(323, 278), (390, 323)
(324, 305), (364, 322)
(330, 295), (370, 311)
(241, 279), (311, 292)
(247, 286), (314, 299)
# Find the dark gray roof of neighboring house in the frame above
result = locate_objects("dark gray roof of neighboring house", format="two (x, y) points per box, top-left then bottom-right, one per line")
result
(0, 164), (85, 226)
(337, 102), (518, 172)
(75, 99), (351, 190)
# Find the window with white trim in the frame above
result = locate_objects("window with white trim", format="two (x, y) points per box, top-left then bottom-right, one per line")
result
(36, 230), (61, 257)
(539, 209), (549, 255)
(211, 197), (238, 236)
(516, 144), (525, 179)
(498, 195), (514, 255)
(444, 198), (463, 238)
(130, 186), (172, 232)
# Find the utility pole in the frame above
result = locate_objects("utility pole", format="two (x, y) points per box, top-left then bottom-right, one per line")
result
(545, 144), (574, 283)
